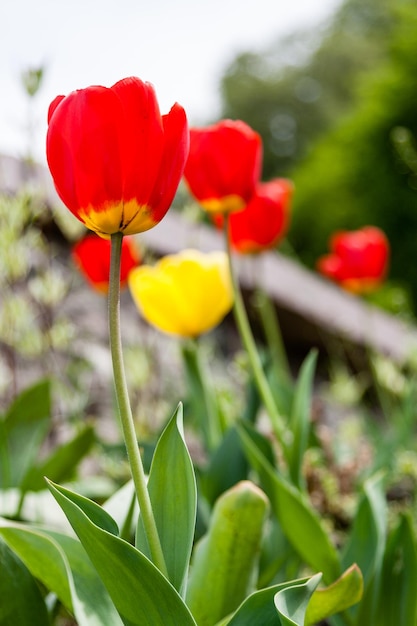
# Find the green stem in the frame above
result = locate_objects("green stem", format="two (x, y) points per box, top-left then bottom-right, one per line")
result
(109, 232), (167, 576)
(224, 216), (289, 456)
(181, 338), (222, 452)
(253, 288), (292, 385)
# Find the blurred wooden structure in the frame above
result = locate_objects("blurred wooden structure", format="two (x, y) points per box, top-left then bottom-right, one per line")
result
(2, 152), (417, 365)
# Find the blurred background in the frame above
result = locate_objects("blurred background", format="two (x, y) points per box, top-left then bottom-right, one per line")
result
(3, 0), (417, 316)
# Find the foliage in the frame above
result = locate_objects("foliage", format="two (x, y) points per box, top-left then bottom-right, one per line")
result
(2, 193), (416, 623)
(218, 0), (417, 313)
(3, 320), (417, 624)
(219, 0), (394, 178)
(0, 378), (95, 521)
(0, 192), (80, 411)
(289, 0), (417, 311)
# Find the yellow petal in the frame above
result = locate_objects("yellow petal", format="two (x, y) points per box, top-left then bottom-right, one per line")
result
(200, 194), (246, 214)
(128, 249), (233, 338)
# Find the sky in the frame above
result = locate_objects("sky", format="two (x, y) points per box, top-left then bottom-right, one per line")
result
(1, 0), (342, 164)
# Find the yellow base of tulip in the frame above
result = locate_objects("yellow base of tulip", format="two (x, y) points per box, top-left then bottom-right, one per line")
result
(79, 199), (157, 237)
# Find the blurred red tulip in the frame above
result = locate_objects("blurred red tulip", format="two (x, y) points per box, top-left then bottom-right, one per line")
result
(317, 226), (389, 293)
(47, 77), (189, 237)
(184, 119), (262, 214)
(214, 179), (293, 253)
(72, 234), (140, 294)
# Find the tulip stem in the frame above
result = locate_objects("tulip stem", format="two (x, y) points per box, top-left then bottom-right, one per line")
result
(181, 338), (223, 452)
(109, 232), (167, 577)
(224, 216), (289, 456)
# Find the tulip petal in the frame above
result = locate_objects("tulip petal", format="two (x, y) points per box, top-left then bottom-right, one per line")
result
(124, 104), (189, 234)
(110, 78), (165, 207)
(129, 250), (233, 338)
(46, 76), (189, 236)
(228, 179), (292, 253)
(47, 86), (124, 222)
(184, 120), (262, 214)
(72, 234), (139, 293)
(317, 226), (389, 293)
(148, 104), (190, 221)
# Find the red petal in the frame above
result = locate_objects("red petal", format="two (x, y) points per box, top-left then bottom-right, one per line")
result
(47, 86), (124, 217)
(72, 234), (139, 292)
(184, 120), (262, 207)
(110, 77), (165, 206)
(229, 178), (292, 253)
(47, 95), (65, 123)
(147, 102), (189, 222)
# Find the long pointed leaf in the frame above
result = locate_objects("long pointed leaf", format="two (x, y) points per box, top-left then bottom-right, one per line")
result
(1, 379), (51, 488)
(216, 577), (315, 626)
(181, 340), (222, 451)
(136, 403), (197, 596)
(341, 472), (386, 583)
(305, 564), (363, 625)
(275, 572), (322, 625)
(288, 350), (317, 488)
(201, 425), (248, 506)
(21, 424), (95, 492)
(103, 480), (138, 540)
(0, 520), (122, 625)
(238, 422), (341, 583)
(341, 472), (386, 625)
(374, 513), (417, 626)
(47, 480), (197, 626)
(0, 537), (49, 625)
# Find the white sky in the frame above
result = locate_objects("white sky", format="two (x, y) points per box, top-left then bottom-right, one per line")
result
(1, 0), (341, 164)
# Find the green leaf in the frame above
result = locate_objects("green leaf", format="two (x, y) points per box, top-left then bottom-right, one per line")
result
(374, 513), (417, 626)
(181, 339), (222, 451)
(253, 288), (293, 389)
(136, 403), (197, 596)
(288, 350), (317, 488)
(258, 517), (301, 589)
(21, 424), (95, 492)
(215, 577), (314, 626)
(201, 425), (248, 506)
(305, 564), (363, 625)
(186, 480), (269, 626)
(341, 473), (386, 625)
(47, 480), (197, 626)
(0, 520), (122, 625)
(238, 420), (276, 466)
(0, 379), (51, 488)
(275, 572), (322, 625)
(0, 537), (49, 625)
(238, 422), (341, 583)
(49, 482), (120, 535)
(342, 473), (386, 584)
(103, 480), (138, 540)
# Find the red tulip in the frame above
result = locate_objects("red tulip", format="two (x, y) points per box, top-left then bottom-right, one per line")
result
(47, 77), (189, 237)
(214, 179), (293, 253)
(183, 119), (262, 214)
(317, 226), (389, 293)
(72, 234), (140, 293)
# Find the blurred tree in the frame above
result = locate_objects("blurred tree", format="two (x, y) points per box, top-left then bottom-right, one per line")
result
(21, 66), (44, 98)
(219, 0), (417, 314)
(220, 0), (392, 179)
(289, 1), (417, 311)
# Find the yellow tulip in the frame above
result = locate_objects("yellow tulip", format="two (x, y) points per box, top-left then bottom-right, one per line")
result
(128, 249), (233, 338)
